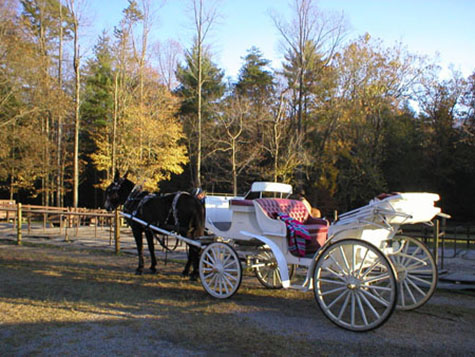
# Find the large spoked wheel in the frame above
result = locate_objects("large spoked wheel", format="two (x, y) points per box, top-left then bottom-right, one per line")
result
(254, 249), (295, 289)
(313, 239), (397, 332)
(199, 242), (242, 299)
(389, 236), (438, 311)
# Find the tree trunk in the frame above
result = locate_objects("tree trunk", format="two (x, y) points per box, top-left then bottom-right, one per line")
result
(72, 1), (80, 208)
(56, 0), (64, 207)
(196, 0), (203, 188)
(232, 139), (237, 196)
(112, 72), (118, 178)
(9, 169), (14, 201)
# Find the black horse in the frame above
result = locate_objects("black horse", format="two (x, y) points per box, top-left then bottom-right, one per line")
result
(104, 170), (205, 280)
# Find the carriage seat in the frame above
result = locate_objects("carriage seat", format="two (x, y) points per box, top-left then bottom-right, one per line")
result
(254, 198), (328, 256)
(229, 199), (255, 214)
(229, 199), (254, 207)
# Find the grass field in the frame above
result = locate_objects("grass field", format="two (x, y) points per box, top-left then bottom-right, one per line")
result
(1, 240), (475, 356)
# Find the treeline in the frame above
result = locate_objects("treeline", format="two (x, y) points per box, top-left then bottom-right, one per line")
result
(1, 0), (474, 221)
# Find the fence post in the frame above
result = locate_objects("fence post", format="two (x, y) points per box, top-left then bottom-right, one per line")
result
(13, 208), (17, 231)
(43, 212), (47, 232)
(440, 217), (446, 270)
(17, 203), (22, 245)
(114, 209), (120, 255)
(75, 208), (79, 236)
(433, 219), (440, 267)
(27, 214), (31, 234)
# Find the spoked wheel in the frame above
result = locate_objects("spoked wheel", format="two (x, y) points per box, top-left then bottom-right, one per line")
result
(199, 242), (242, 299)
(254, 249), (295, 289)
(389, 236), (438, 310)
(313, 239), (397, 332)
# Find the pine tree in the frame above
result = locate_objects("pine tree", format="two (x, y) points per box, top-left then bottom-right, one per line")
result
(235, 47), (274, 105)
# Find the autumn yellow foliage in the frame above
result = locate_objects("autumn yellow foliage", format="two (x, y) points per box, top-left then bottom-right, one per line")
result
(90, 71), (188, 191)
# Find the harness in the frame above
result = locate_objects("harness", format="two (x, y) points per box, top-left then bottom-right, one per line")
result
(133, 193), (156, 217)
(125, 188), (190, 233)
(166, 191), (190, 231)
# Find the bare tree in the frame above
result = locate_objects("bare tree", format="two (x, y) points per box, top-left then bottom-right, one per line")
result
(271, 0), (346, 185)
(210, 96), (261, 195)
(154, 39), (182, 90)
(56, 0), (64, 207)
(264, 90), (289, 182)
(66, 0), (85, 207)
(272, 0), (346, 133)
(189, 0), (219, 187)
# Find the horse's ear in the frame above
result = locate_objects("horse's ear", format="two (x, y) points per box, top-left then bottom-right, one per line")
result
(114, 169), (120, 181)
(124, 170), (130, 179)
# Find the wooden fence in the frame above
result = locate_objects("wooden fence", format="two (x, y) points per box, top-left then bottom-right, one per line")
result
(0, 201), (120, 254)
(401, 219), (475, 269)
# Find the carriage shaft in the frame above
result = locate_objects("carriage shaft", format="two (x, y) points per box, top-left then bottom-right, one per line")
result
(120, 212), (202, 248)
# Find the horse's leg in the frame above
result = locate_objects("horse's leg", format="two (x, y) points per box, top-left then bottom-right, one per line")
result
(189, 245), (200, 281)
(182, 245), (191, 277)
(132, 226), (145, 275)
(145, 229), (157, 274)
(186, 226), (201, 281)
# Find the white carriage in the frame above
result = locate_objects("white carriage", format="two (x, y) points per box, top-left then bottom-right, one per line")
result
(123, 182), (444, 331)
(201, 183), (444, 331)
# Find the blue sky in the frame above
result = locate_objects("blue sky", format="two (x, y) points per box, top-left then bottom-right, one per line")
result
(88, 0), (474, 80)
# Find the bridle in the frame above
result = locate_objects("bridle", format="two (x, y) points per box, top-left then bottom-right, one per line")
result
(106, 178), (126, 210)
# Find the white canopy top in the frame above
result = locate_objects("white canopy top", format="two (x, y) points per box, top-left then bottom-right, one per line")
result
(250, 182), (293, 195)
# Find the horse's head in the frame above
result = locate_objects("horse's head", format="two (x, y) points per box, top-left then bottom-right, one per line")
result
(104, 170), (134, 211)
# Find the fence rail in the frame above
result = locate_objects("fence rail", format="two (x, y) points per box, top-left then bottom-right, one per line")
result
(0, 202), (120, 253)
(401, 221), (475, 267)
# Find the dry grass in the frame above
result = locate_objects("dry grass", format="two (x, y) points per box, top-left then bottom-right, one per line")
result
(1, 240), (475, 356)
(0, 241), (327, 356)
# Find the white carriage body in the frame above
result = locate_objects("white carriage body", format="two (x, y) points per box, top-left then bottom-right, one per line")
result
(203, 187), (444, 331)
(205, 188), (442, 289)
(329, 192), (442, 252)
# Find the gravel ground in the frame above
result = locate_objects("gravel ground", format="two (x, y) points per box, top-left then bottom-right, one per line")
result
(1, 224), (475, 356)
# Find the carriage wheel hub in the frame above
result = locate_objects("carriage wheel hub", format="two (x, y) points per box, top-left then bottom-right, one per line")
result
(346, 276), (361, 290)
(395, 264), (408, 280)
(214, 263), (224, 274)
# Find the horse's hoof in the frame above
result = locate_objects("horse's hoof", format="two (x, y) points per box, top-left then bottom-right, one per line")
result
(189, 273), (199, 281)
(182, 270), (189, 277)
(135, 269), (143, 275)
(149, 267), (157, 274)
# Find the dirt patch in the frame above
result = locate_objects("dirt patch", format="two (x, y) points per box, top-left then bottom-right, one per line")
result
(1, 241), (475, 356)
